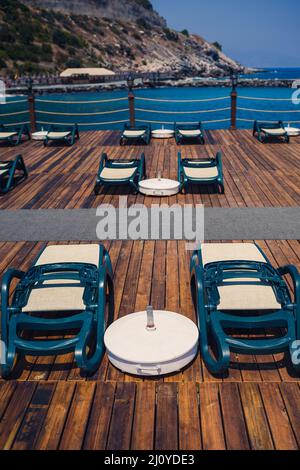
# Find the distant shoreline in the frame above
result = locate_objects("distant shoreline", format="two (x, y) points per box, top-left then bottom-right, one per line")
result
(5, 77), (298, 96)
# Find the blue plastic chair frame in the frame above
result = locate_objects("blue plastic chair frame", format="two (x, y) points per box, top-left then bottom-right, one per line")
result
(178, 151), (224, 194)
(174, 122), (205, 145)
(44, 123), (80, 146)
(190, 246), (300, 375)
(120, 123), (151, 146)
(94, 152), (146, 194)
(1, 244), (114, 378)
(0, 155), (28, 194)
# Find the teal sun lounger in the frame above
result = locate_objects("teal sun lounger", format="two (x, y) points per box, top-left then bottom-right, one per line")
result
(0, 124), (30, 146)
(174, 122), (205, 145)
(178, 151), (224, 194)
(120, 124), (151, 145)
(0, 155), (28, 194)
(190, 243), (300, 375)
(94, 152), (146, 194)
(253, 120), (289, 143)
(1, 244), (114, 378)
(44, 124), (80, 146)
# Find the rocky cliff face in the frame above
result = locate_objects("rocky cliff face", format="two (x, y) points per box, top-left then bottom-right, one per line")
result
(23, 0), (167, 27)
(0, 0), (244, 76)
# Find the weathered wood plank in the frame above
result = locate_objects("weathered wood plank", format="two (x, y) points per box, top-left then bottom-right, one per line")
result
(155, 383), (178, 450)
(131, 382), (156, 450)
(106, 382), (136, 450)
(239, 383), (274, 450)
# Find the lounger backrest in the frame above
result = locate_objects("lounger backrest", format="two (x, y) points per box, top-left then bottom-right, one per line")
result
(200, 243), (267, 267)
(22, 244), (101, 313)
(183, 158), (216, 168)
(257, 121), (284, 130)
(35, 244), (100, 267)
(175, 122), (201, 131)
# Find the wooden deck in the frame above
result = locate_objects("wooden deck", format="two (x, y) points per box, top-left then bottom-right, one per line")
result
(0, 239), (300, 450)
(1, 129), (300, 450)
(0, 129), (300, 209)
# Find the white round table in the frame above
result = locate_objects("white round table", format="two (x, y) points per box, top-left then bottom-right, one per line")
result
(32, 131), (48, 141)
(152, 128), (174, 139)
(285, 127), (300, 137)
(104, 310), (199, 376)
(139, 178), (180, 196)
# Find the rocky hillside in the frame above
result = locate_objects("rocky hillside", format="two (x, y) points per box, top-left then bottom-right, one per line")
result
(0, 0), (244, 76)
(23, 0), (167, 28)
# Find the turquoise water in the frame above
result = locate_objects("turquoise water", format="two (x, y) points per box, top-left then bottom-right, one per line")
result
(1, 86), (300, 131)
(240, 67), (300, 81)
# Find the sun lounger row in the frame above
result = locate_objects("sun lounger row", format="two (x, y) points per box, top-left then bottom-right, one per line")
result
(0, 121), (292, 149)
(120, 122), (205, 145)
(94, 151), (224, 194)
(0, 123), (80, 147)
(0, 151), (224, 196)
(1, 242), (299, 378)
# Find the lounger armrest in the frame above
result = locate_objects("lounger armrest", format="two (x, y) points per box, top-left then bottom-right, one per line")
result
(216, 151), (223, 170)
(1, 269), (25, 343)
(279, 265), (300, 337)
(190, 250), (202, 273)
(138, 153), (146, 181)
(253, 120), (259, 134)
(177, 152), (183, 183)
(74, 123), (80, 139)
(99, 245), (113, 280)
(278, 265), (300, 303)
(97, 153), (108, 178)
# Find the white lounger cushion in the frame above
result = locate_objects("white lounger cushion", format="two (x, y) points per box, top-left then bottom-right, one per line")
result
(184, 166), (218, 179)
(23, 244), (100, 313)
(123, 130), (146, 138)
(0, 168), (9, 176)
(261, 128), (286, 136)
(201, 243), (281, 311)
(217, 284), (281, 311)
(47, 132), (71, 139)
(100, 167), (136, 180)
(0, 132), (17, 139)
(179, 129), (202, 137)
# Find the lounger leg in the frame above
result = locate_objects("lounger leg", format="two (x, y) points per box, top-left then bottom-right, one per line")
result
(218, 182), (225, 194)
(75, 271), (114, 375)
(290, 341), (300, 374)
(94, 182), (101, 195)
(1, 316), (18, 378)
(191, 270), (230, 374)
(200, 327), (231, 375)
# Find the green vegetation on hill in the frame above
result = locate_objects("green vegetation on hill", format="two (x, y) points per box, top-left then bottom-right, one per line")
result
(134, 0), (153, 10)
(0, 0), (242, 77)
(0, 0), (89, 73)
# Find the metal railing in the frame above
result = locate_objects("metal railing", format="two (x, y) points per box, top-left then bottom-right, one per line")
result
(1, 88), (299, 131)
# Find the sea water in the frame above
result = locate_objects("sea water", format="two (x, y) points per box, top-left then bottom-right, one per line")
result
(2, 84), (300, 131)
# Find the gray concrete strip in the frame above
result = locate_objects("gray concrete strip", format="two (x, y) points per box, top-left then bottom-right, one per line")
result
(0, 208), (299, 241)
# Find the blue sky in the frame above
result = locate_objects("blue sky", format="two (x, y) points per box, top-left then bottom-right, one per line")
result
(151, 0), (300, 67)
